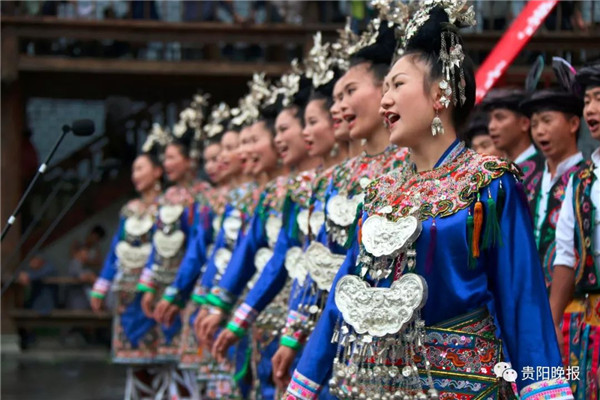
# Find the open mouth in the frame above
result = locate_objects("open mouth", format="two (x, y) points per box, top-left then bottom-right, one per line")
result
(277, 144), (289, 157)
(537, 139), (551, 150)
(384, 112), (400, 128)
(343, 114), (356, 126)
(587, 118), (599, 131)
(332, 117), (343, 128)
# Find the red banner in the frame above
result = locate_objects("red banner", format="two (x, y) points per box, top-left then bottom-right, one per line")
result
(475, 0), (558, 103)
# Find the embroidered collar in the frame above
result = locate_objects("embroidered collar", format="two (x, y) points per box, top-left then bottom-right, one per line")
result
(365, 148), (519, 219)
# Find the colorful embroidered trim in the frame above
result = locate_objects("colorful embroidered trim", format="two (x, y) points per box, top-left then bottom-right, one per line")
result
(230, 303), (259, 331)
(92, 277), (111, 296)
(138, 268), (156, 290)
(226, 322), (246, 339)
(365, 149), (520, 220)
(285, 370), (321, 400)
(520, 377), (573, 400)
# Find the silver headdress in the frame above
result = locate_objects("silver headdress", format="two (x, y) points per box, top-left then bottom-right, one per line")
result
(203, 102), (232, 140)
(405, 0), (476, 108)
(141, 122), (170, 154)
(330, 18), (360, 72)
(231, 73), (272, 127)
(305, 32), (335, 89)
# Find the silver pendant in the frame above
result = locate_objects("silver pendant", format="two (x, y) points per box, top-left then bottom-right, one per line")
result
(327, 194), (364, 227)
(284, 246), (308, 286)
(334, 273), (427, 337)
(265, 215), (282, 248)
(361, 215), (421, 258)
(249, 247), (274, 289)
(124, 214), (153, 237)
(213, 248), (232, 275)
(296, 209), (310, 238)
(159, 204), (184, 225)
(115, 242), (152, 270)
(223, 211), (242, 243)
(212, 215), (221, 235)
(153, 230), (185, 258)
(304, 241), (345, 291)
(309, 210), (325, 238)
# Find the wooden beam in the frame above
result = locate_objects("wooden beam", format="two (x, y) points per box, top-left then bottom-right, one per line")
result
(18, 56), (291, 77)
(0, 17), (340, 45)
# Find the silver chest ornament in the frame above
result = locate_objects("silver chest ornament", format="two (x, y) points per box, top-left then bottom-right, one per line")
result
(212, 215), (221, 236)
(326, 193), (363, 227)
(361, 214), (421, 258)
(159, 204), (184, 225)
(330, 215), (438, 400)
(335, 273), (427, 337)
(153, 230), (185, 259)
(124, 214), (153, 237)
(265, 214), (282, 248)
(214, 248), (232, 276)
(116, 242), (152, 271)
(304, 241), (345, 291)
(248, 247), (273, 289)
(223, 210), (242, 243)
(284, 246), (308, 286)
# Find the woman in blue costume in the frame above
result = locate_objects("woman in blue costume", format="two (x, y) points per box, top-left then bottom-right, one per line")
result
(270, 15), (411, 392)
(136, 97), (214, 400)
(90, 126), (165, 399)
(284, 3), (573, 400)
(199, 69), (322, 400)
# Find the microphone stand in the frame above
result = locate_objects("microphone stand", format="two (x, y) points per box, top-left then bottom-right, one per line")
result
(1, 172), (96, 296)
(1, 125), (74, 241)
(2, 180), (66, 272)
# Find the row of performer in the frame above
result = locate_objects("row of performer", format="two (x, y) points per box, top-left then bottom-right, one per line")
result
(89, 1), (599, 399)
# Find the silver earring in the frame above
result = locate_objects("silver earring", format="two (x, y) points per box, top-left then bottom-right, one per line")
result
(431, 110), (444, 136)
(360, 138), (367, 146)
(329, 143), (339, 158)
(154, 181), (161, 192)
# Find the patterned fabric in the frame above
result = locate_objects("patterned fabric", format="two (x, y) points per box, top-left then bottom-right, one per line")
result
(520, 377), (573, 400)
(519, 150), (545, 214)
(364, 150), (519, 219)
(532, 161), (586, 287)
(572, 161), (598, 294)
(228, 302), (259, 334)
(286, 370), (322, 400)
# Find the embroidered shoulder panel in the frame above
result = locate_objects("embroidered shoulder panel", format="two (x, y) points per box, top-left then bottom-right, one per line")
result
(332, 146), (408, 196)
(365, 150), (520, 219)
(121, 198), (158, 219)
(162, 185), (196, 207)
(260, 175), (290, 213)
(288, 169), (317, 207)
(311, 165), (335, 203)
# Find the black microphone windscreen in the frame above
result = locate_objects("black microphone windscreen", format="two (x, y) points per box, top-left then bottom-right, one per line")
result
(71, 119), (95, 136)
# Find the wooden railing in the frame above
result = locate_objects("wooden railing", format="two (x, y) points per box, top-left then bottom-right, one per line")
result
(2, 16), (599, 86)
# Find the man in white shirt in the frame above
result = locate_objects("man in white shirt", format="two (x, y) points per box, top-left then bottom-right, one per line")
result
(520, 76), (585, 287)
(481, 88), (544, 213)
(549, 61), (600, 399)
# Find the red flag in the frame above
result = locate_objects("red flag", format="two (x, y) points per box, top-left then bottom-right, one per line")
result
(475, 0), (558, 103)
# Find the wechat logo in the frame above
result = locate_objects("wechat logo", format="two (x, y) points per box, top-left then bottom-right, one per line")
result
(494, 362), (517, 383)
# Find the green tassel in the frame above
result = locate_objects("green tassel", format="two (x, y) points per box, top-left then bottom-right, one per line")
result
(290, 204), (300, 242)
(466, 212), (476, 269)
(496, 182), (505, 220)
(281, 192), (293, 223)
(343, 202), (363, 249)
(483, 196), (503, 250)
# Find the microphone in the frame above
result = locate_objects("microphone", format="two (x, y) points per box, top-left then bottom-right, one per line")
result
(67, 119), (95, 137)
(1, 119), (97, 241)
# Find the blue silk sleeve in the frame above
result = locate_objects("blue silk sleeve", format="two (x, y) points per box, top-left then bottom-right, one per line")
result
(241, 220), (294, 313)
(215, 212), (267, 300)
(99, 223), (122, 282)
(486, 174), (563, 392)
